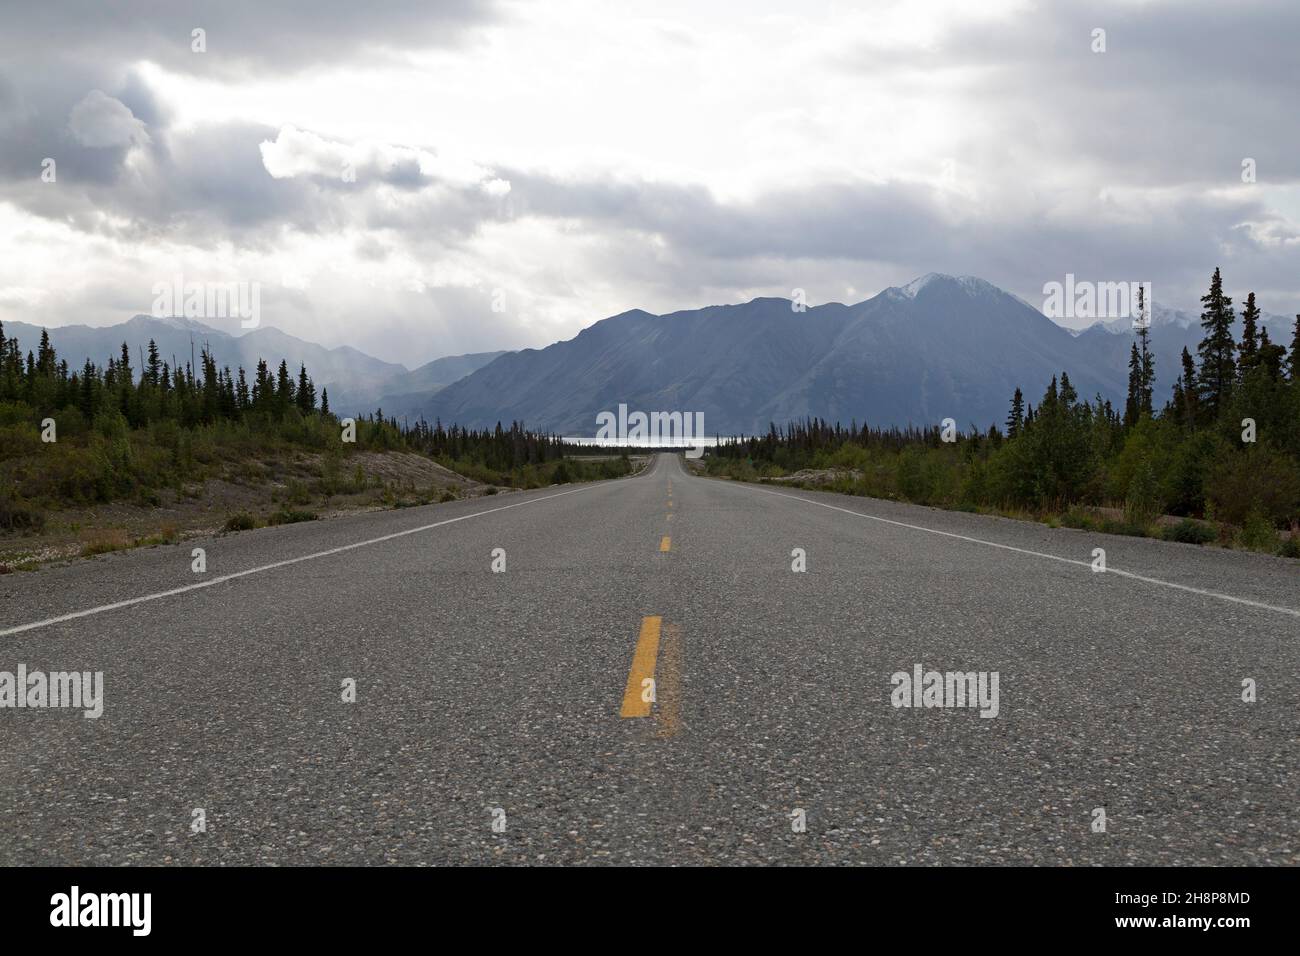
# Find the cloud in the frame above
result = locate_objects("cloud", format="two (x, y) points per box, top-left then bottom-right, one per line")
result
(1, 0), (1299, 363)
(0, 1), (500, 76)
(67, 91), (151, 149)
(258, 125), (507, 195)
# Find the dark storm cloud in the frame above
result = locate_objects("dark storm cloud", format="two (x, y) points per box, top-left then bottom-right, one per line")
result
(502, 168), (1277, 302)
(0, 0), (500, 75)
(1, 0), (1297, 341)
(838, 0), (1300, 187)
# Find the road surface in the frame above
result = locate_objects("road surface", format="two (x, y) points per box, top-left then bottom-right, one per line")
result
(1, 454), (1296, 864)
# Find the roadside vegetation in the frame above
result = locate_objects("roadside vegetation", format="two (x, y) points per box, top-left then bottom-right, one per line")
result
(0, 325), (631, 565)
(707, 268), (1300, 558)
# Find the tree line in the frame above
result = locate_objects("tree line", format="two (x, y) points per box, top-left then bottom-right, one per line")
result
(0, 327), (332, 428)
(0, 327), (585, 516)
(712, 268), (1300, 543)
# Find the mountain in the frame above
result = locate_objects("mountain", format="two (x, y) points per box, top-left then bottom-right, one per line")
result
(416, 274), (1126, 434)
(0, 316), (502, 416)
(369, 351), (508, 420)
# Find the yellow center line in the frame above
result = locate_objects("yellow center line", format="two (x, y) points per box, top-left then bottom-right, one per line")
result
(659, 535), (671, 552)
(620, 615), (662, 718)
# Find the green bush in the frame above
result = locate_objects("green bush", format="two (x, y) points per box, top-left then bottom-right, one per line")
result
(0, 493), (46, 532)
(1207, 447), (1300, 526)
(1238, 509), (1279, 553)
(1059, 507), (1095, 530)
(285, 478), (312, 506)
(1163, 518), (1217, 545)
(223, 512), (257, 532)
(1123, 457), (1161, 527)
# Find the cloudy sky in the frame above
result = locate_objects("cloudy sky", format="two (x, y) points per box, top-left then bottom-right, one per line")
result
(1, 0), (1298, 366)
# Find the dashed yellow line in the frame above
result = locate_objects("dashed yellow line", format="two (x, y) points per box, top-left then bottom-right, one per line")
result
(620, 615), (662, 718)
(659, 535), (671, 552)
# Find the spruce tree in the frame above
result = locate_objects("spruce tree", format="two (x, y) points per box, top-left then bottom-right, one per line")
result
(79, 359), (97, 420)
(1124, 342), (1141, 427)
(1178, 346), (1198, 428)
(275, 359), (294, 413)
(1290, 314), (1300, 382)
(146, 339), (162, 388)
(37, 329), (56, 378)
(1006, 387), (1024, 438)
(296, 363), (316, 413)
(1196, 266), (1236, 417)
(1237, 291), (1259, 379)
(1135, 284), (1154, 415)
(1257, 326), (1286, 379)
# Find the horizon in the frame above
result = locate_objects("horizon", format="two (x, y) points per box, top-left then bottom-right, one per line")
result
(6, 269), (1294, 374)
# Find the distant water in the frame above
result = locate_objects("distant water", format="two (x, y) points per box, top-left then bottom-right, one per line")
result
(562, 436), (726, 448)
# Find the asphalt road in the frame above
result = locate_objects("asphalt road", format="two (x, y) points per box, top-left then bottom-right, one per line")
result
(1, 453), (1296, 865)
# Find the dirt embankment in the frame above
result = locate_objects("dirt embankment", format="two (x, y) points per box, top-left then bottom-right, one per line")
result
(0, 450), (493, 569)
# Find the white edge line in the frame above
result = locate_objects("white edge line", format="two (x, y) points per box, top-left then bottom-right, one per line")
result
(1, 482), (608, 638)
(717, 477), (1300, 621)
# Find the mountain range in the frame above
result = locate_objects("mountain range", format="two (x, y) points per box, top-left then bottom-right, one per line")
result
(420, 274), (1294, 434)
(5, 275), (1292, 434)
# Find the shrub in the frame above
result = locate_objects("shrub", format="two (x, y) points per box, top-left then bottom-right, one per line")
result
(1163, 518), (1216, 545)
(1206, 447), (1300, 526)
(1238, 509), (1279, 553)
(1059, 507), (1095, 530)
(285, 478), (312, 506)
(0, 494), (46, 532)
(224, 512), (257, 532)
(1123, 457), (1161, 527)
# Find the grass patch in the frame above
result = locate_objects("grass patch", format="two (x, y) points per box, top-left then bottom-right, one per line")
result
(223, 512), (258, 532)
(81, 529), (132, 557)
